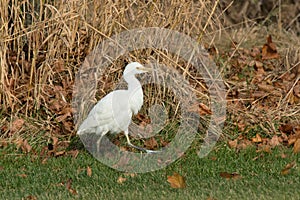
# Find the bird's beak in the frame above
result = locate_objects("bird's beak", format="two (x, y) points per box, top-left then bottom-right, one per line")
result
(137, 66), (152, 72)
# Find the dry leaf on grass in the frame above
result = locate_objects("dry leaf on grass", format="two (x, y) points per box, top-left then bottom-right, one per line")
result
(237, 139), (253, 150)
(124, 173), (137, 178)
(252, 134), (262, 143)
(281, 153), (287, 159)
(199, 103), (212, 115)
(0, 140), (8, 148)
(52, 136), (59, 147)
(210, 156), (217, 161)
(257, 145), (272, 153)
(288, 134), (298, 146)
(144, 137), (158, 150)
(67, 150), (79, 158)
(293, 83), (300, 98)
(281, 161), (296, 175)
(220, 172), (241, 180)
(15, 139), (32, 153)
(228, 139), (238, 149)
(10, 118), (25, 134)
(293, 139), (300, 154)
(257, 83), (274, 92)
(87, 166), (92, 177)
(269, 135), (281, 147)
(21, 139), (32, 153)
(116, 173), (137, 184)
(228, 138), (255, 150)
(55, 151), (65, 157)
(167, 172), (186, 188)
(206, 197), (217, 200)
(117, 176), (127, 184)
(66, 178), (77, 195)
(25, 195), (37, 200)
(262, 35), (280, 60)
(17, 174), (28, 178)
(56, 107), (72, 122)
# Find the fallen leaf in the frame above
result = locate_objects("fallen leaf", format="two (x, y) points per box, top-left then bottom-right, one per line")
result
(293, 139), (300, 154)
(22, 139), (32, 153)
(52, 137), (59, 148)
(144, 137), (158, 149)
(87, 166), (92, 177)
(206, 197), (217, 200)
(257, 145), (272, 153)
(69, 188), (78, 195)
(220, 172), (241, 180)
(295, 125), (300, 136)
(254, 61), (265, 76)
(42, 158), (48, 164)
(10, 118), (25, 134)
(262, 35), (280, 60)
(167, 172), (186, 188)
(66, 178), (77, 195)
(187, 103), (211, 115)
(252, 91), (267, 98)
(0, 140), (8, 148)
(269, 135), (280, 147)
(15, 139), (32, 153)
(117, 176), (127, 184)
(281, 168), (290, 175)
(53, 59), (65, 73)
(136, 113), (151, 124)
(228, 139), (238, 149)
(281, 153), (287, 159)
(250, 47), (261, 57)
(236, 139), (253, 150)
(257, 83), (274, 92)
(279, 123), (294, 134)
(124, 173), (137, 178)
(25, 195), (37, 200)
(255, 60), (264, 68)
(66, 179), (72, 190)
(56, 107), (72, 122)
(252, 134), (262, 143)
(17, 174), (27, 178)
(210, 156), (217, 161)
(55, 151), (65, 157)
(281, 161), (296, 175)
(293, 84), (300, 98)
(199, 103), (212, 115)
(67, 150), (79, 158)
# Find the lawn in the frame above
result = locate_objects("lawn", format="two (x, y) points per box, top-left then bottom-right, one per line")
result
(1, 143), (299, 200)
(1, 1), (300, 199)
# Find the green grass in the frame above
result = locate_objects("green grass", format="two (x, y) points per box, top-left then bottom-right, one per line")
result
(1, 144), (299, 200)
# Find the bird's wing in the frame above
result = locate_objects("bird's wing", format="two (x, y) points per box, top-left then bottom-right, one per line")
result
(77, 90), (131, 135)
(77, 93), (114, 134)
(129, 89), (143, 114)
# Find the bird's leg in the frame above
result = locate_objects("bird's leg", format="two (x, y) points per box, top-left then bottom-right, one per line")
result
(96, 134), (104, 153)
(124, 130), (160, 154)
(96, 130), (109, 153)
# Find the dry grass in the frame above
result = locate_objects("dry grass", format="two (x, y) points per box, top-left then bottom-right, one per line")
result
(0, 0), (299, 149)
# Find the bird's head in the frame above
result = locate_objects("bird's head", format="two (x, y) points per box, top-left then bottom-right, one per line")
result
(123, 62), (152, 77)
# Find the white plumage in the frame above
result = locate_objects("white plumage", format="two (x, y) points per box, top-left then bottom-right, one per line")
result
(77, 62), (157, 153)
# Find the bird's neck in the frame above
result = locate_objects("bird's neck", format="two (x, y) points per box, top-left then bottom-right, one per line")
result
(125, 75), (142, 92)
(124, 74), (144, 115)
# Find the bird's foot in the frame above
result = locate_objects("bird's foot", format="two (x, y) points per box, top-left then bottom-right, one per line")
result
(128, 143), (161, 154)
(145, 149), (161, 154)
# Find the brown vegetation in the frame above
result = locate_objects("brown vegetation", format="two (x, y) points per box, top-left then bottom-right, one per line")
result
(0, 0), (299, 152)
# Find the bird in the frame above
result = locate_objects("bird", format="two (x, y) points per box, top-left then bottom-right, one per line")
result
(77, 62), (158, 153)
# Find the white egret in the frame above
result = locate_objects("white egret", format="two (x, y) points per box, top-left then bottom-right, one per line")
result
(77, 62), (158, 153)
